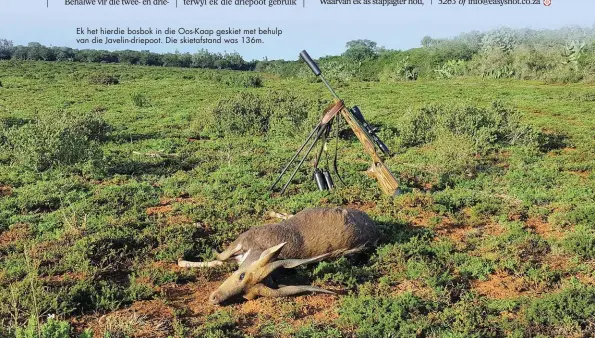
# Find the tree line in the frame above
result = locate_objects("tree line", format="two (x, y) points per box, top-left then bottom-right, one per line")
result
(2, 25), (595, 83)
(0, 41), (256, 70)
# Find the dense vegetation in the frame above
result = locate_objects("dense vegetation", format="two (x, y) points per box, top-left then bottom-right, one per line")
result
(2, 25), (595, 82)
(0, 31), (594, 337)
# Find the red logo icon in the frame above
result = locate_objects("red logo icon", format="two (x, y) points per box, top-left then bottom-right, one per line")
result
(544, 0), (551, 6)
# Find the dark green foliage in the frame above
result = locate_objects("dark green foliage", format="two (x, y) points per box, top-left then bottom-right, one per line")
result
(1, 111), (111, 172)
(131, 93), (150, 107)
(292, 324), (342, 338)
(562, 225), (595, 259)
(90, 181), (159, 216)
(206, 91), (323, 137)
(312, 256), (373, 288)
(432, 292), (503, 337)
(526, 282), (595, 335)
(191, 311), (243, 338)
(2, 176), (89, 214)
(399, 102), (537, 153)
(338, 292), (429, 338)
(206, 71), (264, 88)
(88, 73), (119, 85)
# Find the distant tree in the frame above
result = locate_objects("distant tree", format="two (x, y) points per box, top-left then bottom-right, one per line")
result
(192, 49), (216, 68)
(343, 39), (379, 62)
(54, 47), (75, 61)
(223, 51), (246, 70)
(161, 52), (180, 67)
(139, 50), (162, 66)
(0, 39), (13, 60)
(421, 36), (433, 48)
(178, 52), (192, 68)
(26, 42), (46, 60)
(12, 45), (28, 60)
(118, 50), (141, 65)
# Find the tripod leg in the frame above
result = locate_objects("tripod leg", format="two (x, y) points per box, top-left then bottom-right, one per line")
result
(313, 125), (328, 170)
(332, 115), (346, 185)
(279, 127), (326, 195)
(270, 124), (320, 191)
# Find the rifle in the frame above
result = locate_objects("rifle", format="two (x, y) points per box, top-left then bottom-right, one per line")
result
(270, 50), (400, 196)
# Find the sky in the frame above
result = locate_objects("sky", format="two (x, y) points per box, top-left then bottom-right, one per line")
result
(0, 0), (593, 61)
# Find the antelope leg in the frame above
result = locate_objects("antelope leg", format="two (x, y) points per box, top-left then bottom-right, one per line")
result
(177, 259), (224, 268)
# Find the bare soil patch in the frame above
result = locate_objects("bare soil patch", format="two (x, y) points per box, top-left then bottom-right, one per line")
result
(0, 223), (31, 249)
(85, 300), (175, 338)
(0, 185), (12, 197)
(526, 217), (564, 240)
(472, 272), (529, 299)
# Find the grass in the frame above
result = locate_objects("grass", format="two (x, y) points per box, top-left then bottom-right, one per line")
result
(0, 61), (594, 337)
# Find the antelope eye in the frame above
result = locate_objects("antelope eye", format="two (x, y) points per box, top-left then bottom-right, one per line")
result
(239, 273), (246, 281)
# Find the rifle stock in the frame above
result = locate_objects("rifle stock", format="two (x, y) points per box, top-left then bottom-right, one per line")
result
(338, 102), (400, 196)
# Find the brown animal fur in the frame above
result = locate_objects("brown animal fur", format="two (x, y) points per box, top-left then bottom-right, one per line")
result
(218, 207), (379, 264)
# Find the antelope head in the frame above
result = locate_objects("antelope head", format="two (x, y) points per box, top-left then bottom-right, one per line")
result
(208, 242), (334, 305)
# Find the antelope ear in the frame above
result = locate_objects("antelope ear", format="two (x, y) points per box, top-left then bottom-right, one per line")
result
(253, 242), (286, 268)
(237, 249), (252, 265)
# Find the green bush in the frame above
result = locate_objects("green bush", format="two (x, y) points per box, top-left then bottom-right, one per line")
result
(312, 256), (373, 288)
(88, 73), (119, 85)
(562, 225), (595, 259)
(379, 56), (419, 82)
(191, 311), (243, 338)
(526, 282), (595, 335)
(206, 91), (323, 137)
(338, 292), (429, 337)
(2, 111), (111, 171)
(470, 49), (515, 79)
(14, 315), (83, 338)
(397, 131), (478, 189)
(292, 324), (342, 338)
(206, 71), (264, 88)
(131, 93), (150, 108)
(398, 102), (537, 153)
(434, 59), (469, 79)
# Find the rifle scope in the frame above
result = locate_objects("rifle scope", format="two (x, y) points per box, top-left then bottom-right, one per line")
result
(300, 50), (391, 156)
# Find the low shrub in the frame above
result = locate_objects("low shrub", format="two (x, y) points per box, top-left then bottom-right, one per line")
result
(14, 315), (92, 338)
(88, 73), (119, 85)
(525, 281), (595, 336)
(379, 56), (419, 82)
(562, 225), (595, 259)
(131, 93), (150, 108)
(205, 91), (324, 137)
(206, 71), (264, 88)
(2, 111), (111, 171)
(398, 101), (538, 153)
(338, 292), (429, 337)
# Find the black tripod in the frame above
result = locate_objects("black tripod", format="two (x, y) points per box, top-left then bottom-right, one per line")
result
(270, 103), (344, 195)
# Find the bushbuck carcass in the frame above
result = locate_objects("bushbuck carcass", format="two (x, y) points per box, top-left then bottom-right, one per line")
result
(178, 207), (380, 305)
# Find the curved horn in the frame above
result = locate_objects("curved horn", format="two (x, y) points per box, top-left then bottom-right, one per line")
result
(245, 283), (335, 300)
(253, 252), (331, 282)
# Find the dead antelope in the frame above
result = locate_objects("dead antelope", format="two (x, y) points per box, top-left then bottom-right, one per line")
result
(178, 207), (380, 305)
